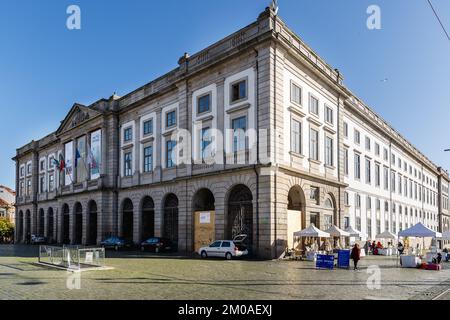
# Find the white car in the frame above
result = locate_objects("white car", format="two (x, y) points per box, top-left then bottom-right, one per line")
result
(198, 238), (248, 260)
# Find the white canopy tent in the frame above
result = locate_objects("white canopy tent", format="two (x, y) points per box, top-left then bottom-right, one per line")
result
(375, 231), (397, 240)
(398, 222), (441, 238)
(344, 226), (363, 238)
(324, 225), (350, 237)
(293, 224), (330, 238)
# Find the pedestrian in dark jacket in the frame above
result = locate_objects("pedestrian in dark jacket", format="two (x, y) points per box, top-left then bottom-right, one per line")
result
(351, 243), (361, 270)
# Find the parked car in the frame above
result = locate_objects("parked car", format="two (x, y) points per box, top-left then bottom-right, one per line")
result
(30, 234), (46, 245)
(101, 236), (134, 251)
(140, 237), (173, 253)
(198, 235), (249, 260)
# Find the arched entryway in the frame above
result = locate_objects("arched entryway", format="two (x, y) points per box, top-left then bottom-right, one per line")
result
(38, 209), (45, 236)
(17, 211), (24, 243)
(73, 202), (83, 244)
(193, 189), (215, 252)
(163, 194), (179, 250)
(87, 200), (98, 245)
(62, 204), (70, 244)
(323, 194), (336, 230)
(287, 185), (306, 249)
(141, 196), (155, 242)
(48, 208), (54, 242)
(122, 198), (133, 241)
(227, 185), (253, 249)
(25, 210), (31, 243)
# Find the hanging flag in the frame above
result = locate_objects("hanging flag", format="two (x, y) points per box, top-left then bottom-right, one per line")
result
(52, 158), (60, 170)
(75, 149), (81, 168)
(59, 154), (65, 172)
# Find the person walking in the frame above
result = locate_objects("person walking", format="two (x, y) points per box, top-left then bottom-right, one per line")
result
(351, 243), (361, 270)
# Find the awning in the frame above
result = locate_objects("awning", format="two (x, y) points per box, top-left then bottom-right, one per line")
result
(398, 222), (441, 238)
(438, 231), (450, 240)
(324, 225), (350, 237)
(293, 224), (330, 238)
(375, 231), (397, 239)
(344, 226), (363, 238)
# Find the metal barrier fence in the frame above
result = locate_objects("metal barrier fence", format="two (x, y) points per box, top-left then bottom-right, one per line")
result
(39, 245), (105, 270)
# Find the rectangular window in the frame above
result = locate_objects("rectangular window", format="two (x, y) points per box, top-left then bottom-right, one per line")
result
(143, 146), (153, 173)
(344, 217), (350, 229)
(325, 105), (333, 124)
(40, 160), (45, 171)
(166, 110), (177, 127)
(391, 153), (396, 165)
(344, 148), (349, 176)
(20, 166), (25, 177)
(375, 143), (380, 156)
(291, 119), (302, 154)
(355, 194), (361, 208)
(354, 129), (360, 144)
(124, 127), (132, 142)
(325, 137), (333, 166)
(124, 152), (132, 176)
(375, 163), (380, 187)
(367, 196), (372, 210)
(365, 136), (371, 151)
(143, 119), (153, 136)
(231, 80), (247, 102)
(290, 82), (302, 105)
(166, 140), (176, 168)
(49, 174), (54, 192)
(201, 127), (211, 161)
(20, 182), (24, 197)
(384, 167), (389, 190)
(365, 158), (371, 184)
(26, 179), (31, 196)
(343, 122), (348, 138)
(197, 94), (211, 114)
(391, 171), (396, 192)
(324, 214), (333, 230)
(310, 213), (319, 228)
(232, 116), (247, 153)
(309, 95), (319, 115)
(398, 174), (402, 194)
(344, 192), (349, 205)
(27, 163), (32, 175)
(309, 128), (319, 161)
(40, 176), (45, 193)
(383, 148), (388, 161)
(310, 187), (320, 205)
(354, 153), (361, 179)
(356, 216), (361, 232)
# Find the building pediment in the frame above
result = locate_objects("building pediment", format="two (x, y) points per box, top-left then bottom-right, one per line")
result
(56, 103), (102, 135)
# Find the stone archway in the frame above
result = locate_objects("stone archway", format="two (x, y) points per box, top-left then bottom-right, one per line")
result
(87, 200), (98, 245)
(25, 210), (31, 244)
(38, 209), (45, 236)
(192, 188), (215, 252)
(227, 184), (253, 249)
(62, 204), (70, 244)
(47, 208), (54, 243)
(121, 198), (133, 241)
(73, 203), (83, 244)
(141, 196), (155, 242)
(287, 185), (306, 249)
(17, 211), (23, 243)
(163, 194), (179, 250)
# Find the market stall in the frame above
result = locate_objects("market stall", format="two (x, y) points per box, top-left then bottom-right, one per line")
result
(324, 225), (350, 250)
(344, 226), (366, 256)
(397, 222), (442, 269)
(374, 231), (397, 256)
(293, 224), (330, 261)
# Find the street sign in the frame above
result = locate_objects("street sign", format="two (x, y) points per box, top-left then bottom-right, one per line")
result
(337, 250), (351, 269)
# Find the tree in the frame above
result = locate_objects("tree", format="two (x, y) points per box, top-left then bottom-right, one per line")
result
(0, 217), (14, 243)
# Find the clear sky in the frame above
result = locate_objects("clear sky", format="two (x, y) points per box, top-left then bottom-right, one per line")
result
(0, 0), (449, 189)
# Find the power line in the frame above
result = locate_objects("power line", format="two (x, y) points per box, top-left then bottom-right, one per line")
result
(427, 0), (450, 41)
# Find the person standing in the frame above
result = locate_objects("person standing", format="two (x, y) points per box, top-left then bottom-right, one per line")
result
(351, 243), (361, 270)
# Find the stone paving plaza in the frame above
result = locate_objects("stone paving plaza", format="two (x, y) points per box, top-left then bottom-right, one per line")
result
(0, 245), (449, 300)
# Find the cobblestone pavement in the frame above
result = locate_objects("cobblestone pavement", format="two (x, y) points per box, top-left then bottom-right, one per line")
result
(1, 245), (449, 300)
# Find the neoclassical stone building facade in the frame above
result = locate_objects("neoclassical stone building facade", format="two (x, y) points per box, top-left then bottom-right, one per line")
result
(14, 7), (450, 258)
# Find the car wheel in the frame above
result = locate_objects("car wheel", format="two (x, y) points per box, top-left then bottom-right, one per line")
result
(201, 251), (208, 259)
(225, 252), (232, 260)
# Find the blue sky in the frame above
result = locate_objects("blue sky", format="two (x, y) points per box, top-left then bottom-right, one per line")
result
(0, 0), (449, 189)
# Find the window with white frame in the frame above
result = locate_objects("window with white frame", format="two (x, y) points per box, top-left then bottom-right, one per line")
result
(309, 95), (319, 115)
(325, 136), (333, 166)
(365, 158), (371, 184)
(375, 143), (380, 156)
(166, 110), (177, 128)
(290, 82), (302, 106)
(354, 129), (360, 145)
(231, 79), (247, 103)
(123, 127), (133, 142)
(365, 136), (371, 151)
(124, 152), (132, 176)
(291, 119), (301, 154)
(143, 119), (153, 136)
(309, 128), (319, 161)
(166, 140), (176, 168)
(325, 105), (333, 124)
(143, 146), (153, 173)
(384, 167), (389, 190)
(354, 153), (361, 179)
(343, 122), (348, 138)
(197, 93), (211, 114)
(375, 163), (380, 187)
(344, 148), (349, 176)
